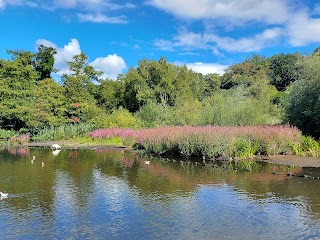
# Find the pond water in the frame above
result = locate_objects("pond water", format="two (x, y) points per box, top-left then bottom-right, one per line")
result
(0, 147), (320, 239)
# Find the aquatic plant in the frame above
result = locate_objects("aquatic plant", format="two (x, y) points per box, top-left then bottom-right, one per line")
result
(32, 123), (95, 141)
(301, 136), (320, 157)
(89, 125), (303, 159)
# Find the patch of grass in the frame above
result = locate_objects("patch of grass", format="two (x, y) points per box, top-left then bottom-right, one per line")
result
(68, 136), (124, 146)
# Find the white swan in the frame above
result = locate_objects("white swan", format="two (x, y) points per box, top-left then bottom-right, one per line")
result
(51, 144), (61, 150)
(0, 192), (8, 198)
(52, 149), (61, 156)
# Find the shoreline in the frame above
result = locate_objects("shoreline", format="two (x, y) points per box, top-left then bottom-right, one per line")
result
(7, 141), (320, 168)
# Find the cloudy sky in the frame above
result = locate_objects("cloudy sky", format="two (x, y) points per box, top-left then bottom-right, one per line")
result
(1, 0), (320, 79)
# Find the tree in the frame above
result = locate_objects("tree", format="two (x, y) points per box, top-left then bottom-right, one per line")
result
(221, 55), (269, 90)
(97, 79), (124, 112)
(287, 55), (320, 138)
(34, 45), (57, 80)
(121, 57), (204, 112)
(0, 50), (38, 130)
(62, 52), (102, 123)
(267, 53), (302, 91)
(33, 78), (67, 127)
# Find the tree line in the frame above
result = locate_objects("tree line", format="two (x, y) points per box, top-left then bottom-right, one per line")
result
(0, 45), (320, 138)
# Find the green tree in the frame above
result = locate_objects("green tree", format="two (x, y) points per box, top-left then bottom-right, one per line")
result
(121, 57), (204, 112)
(97, 79), (124, 112)
(0, 50), (38, 130)
(267, 53), (302, 91)
(34, 45), (57, 80)
(33, 78), (67, 127)
(287, 55), (320, 138)
(62, 52), (102, 123)
(221, 55), (269, 90)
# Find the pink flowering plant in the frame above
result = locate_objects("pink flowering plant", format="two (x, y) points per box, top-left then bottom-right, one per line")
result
(88, 125), (314, 159)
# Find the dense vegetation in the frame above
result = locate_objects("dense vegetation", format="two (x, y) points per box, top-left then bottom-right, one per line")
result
(1, 45), (320, 144)
(89, 125), (320, 159)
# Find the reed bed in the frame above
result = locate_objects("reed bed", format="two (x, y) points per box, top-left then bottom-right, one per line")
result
(33, 123), (95, 141)
(89, 125), (313, 159)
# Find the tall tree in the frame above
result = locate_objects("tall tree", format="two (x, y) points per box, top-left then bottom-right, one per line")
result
(287, 55), (320, 138)
(34, 44), (57, 80)
(62, 52), (102, 123)
(33, 78), (67, 127)
(0, 50), (38, 130)
(267, 53), (302, 91)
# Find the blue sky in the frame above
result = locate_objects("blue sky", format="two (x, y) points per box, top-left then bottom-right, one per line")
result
(1, 0), (320, 79)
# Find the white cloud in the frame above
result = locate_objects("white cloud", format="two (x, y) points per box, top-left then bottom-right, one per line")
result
(287, 12), (320, 46)
(37, 38), (81, 76)
(155, 27), (282, 53)
(53, 0), (76, 8)
(53, 0), (135, 11)
(0, 0), (5, 9)
(37, 39), (127, 79)
(205, 28), (283, 52)
(148, 0), (289, 25)
(77, 13), (127, 24)
(0, 0), (38, 9)
(89, 54), (127, 79)
(185, 62), (227, 75)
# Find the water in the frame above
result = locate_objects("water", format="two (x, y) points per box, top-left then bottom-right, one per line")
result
(0, 147), (320, 239)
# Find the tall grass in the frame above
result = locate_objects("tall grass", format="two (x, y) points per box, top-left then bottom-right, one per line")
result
(33, 123), (95, 141)
(89, 125), (304, 159)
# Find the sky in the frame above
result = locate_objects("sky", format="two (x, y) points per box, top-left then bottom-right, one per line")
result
(1, 0), (320, 80)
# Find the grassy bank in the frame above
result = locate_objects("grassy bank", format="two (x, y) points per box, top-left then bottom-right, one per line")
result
(88, 125), (320, 159)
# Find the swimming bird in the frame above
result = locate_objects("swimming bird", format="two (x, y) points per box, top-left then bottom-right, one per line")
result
(52, 149), (61, 156)
(0, 192), (8, 198)
(31, 156), (36, 164)
(51, 144), (61, 150)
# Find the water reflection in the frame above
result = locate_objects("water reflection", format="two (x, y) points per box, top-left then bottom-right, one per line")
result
(0, 147), (319, 239)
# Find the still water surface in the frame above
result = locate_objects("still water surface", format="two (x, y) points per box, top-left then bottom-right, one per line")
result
(0, 147), (320, 239)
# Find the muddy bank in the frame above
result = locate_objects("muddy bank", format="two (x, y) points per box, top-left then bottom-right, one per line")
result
(259, 155), (320, 168)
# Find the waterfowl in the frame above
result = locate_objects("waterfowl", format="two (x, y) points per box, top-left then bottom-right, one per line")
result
(0, 192), (8, 198)
(52, 144), (61, 150)
(42, 162), (45, 167)
(144, 161), (150, 165)
(52, 149), (61, 156)
(31, 156), (36, 164)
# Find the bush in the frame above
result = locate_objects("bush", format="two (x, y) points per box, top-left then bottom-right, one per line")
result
(287, 55), (320, 138)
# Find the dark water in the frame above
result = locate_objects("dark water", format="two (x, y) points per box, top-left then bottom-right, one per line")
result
(0, 147), (320, 239)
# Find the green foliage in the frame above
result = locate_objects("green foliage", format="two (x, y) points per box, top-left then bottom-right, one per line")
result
(286, 55), (320, 138)
(229, 138), (259, 158)
(34, 44), (57, 80)
(0, 129), (16, 141)
(221, 55), (269, 90)
(96, 79), (124, 112)
(0, 50), (38, 130)
(268, 53), (302, 91)
(301, 136), (320, 157)
(32, 123), (95, 141)
(199, 87), (281, 126)
(33, 78), (67, 127)
(96, 107), (140, 129)
(121, 57), (204, 112)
